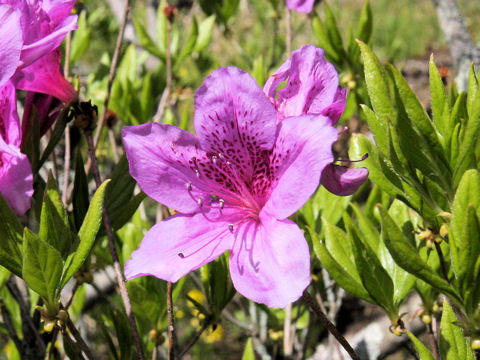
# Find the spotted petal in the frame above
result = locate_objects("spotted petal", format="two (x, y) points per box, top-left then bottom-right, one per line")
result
(124, 212), (235, 282)
(264, 45), (343, 123)
(262, 114), (337, 219)
(194, 67), (278, 180)
(229, 214), (310, 308)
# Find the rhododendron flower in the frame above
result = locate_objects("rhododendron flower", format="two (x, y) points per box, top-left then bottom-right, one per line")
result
(0, 0), (77, 102)
(264, 44), (368, 196)
(0, 82), (33, 215)
(287, 0), (315, 14)
(123, 67), (339, 307)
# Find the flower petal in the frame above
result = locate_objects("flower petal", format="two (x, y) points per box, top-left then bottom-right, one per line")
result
(0, 5), (22, 86)
(286, 0), (315, 13)
(13, 50), (76, 102)
(20, 14), (77, 67)
(229, 215), (310, 308)
(262, 115), (337, 219)
(124, 212), (235, 282)
(194, 66), (277, 180)
(0, 82), (21, 147)
(264, 45), (343, 122)
(41, 0), (76, 27)
(0, 138), (33, 216)
(122, 122), (218, 213)
(321, 164), (369, 196)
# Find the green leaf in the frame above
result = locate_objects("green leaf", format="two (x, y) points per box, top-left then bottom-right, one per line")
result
(467, 63), (478, 118)
(61, 180), (110, 288)
(450, 169), (480, 292)
(323, 3), (344, 54)
(177, 17), (198, 63)
(406, 330), (435, 360)
(356, 0), (372, 43)
(0, 194), (23, 277)
(379, 206), (461, 302)
(39, 172), (72, 256)
(349, 225), (397, 318)
(429, 55), (450, 139)
(312, 16), (340, 63)
(251, 55), (266, 87)
(193, 15), (216, 53)
(22, 229), (63, 307)
(133, 16), (165, 60)
(156, 0), (167, 53)
(454, 84), (480, 186)
(312, 223), (373, 302)
(70, 11), (91, 65)
(440, 300), (475, 360)
(242, 338), (255, 360)
(72, 151), (90, 231)
(357, 41), (394, 153)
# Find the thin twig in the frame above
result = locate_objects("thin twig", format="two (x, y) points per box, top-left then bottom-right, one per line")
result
(6, 278), (46, 355)
(65, 281), (80, 309)
(167, 282), (176, 360)
(177, 319), (211, 359)
(283, 303), (293, 358)
(108, 128), (119, 162)
(46, 327), (59, 360)
(66, 318), (96, 360)
(285, 7), (292, 56)
(93, 0), (131, 149)
(434, 242), (450, 284)
(302, 289), (360, 360)
(85, 129), (146, 360)
(0, 297), (24, 356)
(426, 322), (440, 360)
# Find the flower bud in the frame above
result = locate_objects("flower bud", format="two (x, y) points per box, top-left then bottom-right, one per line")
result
(419, 229), (433, 241)
(43, 319), (56, 333)
(471, 338), (480, 351)
(434, 235), (443, 244)
(421, 314), (432, 324)
(426, 239), (434, 249)
(440, 223), (449, 238)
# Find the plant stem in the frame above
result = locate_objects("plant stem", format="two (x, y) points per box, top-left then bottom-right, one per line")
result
(177, 318), (211, 359)
(93, 0), (131, 149)
(0, 296), (24, 356)
(427, 322), (440, 360)
(84, 129), (146, 360)
(167, 282), (176, 360)
(302, 289), (360, 360)
(66, 318), (96, 360)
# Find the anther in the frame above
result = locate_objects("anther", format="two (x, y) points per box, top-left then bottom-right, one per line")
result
(197, 198), (203, 207)
(218, 153), (224, 160)
(219, 199), (225, 209)
(178, 253), (185, 258)
(212, 155), (218, 164)
(186, 181), (192, 191)
(228, 224), (234, 233)
(195, 169), (200, 178)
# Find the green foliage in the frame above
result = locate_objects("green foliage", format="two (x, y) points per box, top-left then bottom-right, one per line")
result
(0, 194), (23, 277)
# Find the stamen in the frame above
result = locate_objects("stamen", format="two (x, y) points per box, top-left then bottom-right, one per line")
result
(176, 228), (229, 259)
(228, 224), (234, 233)
(337, 153), (369, 164)
(197, 197), (203, 207)
(178, 253), (185, 258)
(219, 199), (224, 209)
(186, 181), (192, 191)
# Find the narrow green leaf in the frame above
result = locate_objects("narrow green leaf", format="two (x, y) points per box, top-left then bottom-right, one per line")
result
(39, 172), (72, 255)
(0, 194), (23, 277)
(440, 300), (475, 360)
(156, 0), (167, 53)
(429, 55), (449, 138)
(177, 17), (198, 63)
(72, 151), (90, 231)
(323, 3), (344, 53)
(37, 109), (70, 172)
(406, 330), (435, 360)
(350, 225), (397, 318)
(193, 15), (216, 53)
(379, 206), (461, 302)
(312, 224), (373, 302)
(312, 16), (339, 63)
(22, 229), (63, 306)
(242, 338), (255, 360)
(450, 169), (480, 291)
(454, 85), (480, 186)
(69, 11), (91, 65)
(356, 0), (372, 42)
(133, 17), (165, 60)
(357, 41), (394, 153)
(467, 63), (478, 118)
(61, 180), (110, 288)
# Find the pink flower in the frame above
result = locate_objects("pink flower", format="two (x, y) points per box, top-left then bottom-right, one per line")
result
(123, 67), (339, 307)
(0, 0), (77, 102)
(264, 45), (368, 196)
(0, 82), (33, 215)
(286, 0), (315, 13)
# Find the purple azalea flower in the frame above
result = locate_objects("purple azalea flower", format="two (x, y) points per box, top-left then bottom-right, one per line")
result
(0, 82), (33, 215)
(123, 67), (339, 307)
(286, 0), (315, 14)
(264, 44), (368, 196)
(0, 0), (77, 102)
